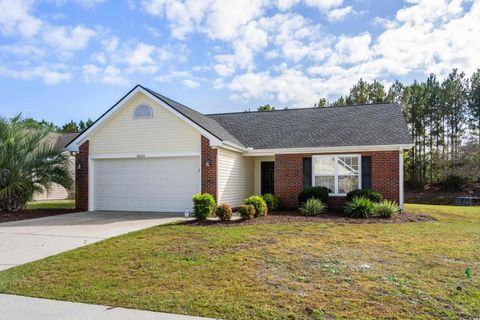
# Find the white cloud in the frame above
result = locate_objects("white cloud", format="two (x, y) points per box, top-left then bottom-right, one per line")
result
(43, 25), (96, 51)
(82, 64), (128, 85)
(219, 0), (480, 106)
(333, 33), (371, 64)
(183, 79), (200, 88)
(304, 0), (343, 11)
(328, 6), (353, 22)
(0, 0), (42, 37)
(0, 44), (45, 57)
(72, 0), (107, 9)
(0, 65), (71, 84)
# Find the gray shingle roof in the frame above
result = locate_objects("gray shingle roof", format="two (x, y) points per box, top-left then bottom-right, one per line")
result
(207, 104), (412, 149)
(141, 87), (412, 150)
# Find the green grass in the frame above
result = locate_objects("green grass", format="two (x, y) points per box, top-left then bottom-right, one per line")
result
(0, 204), (479, 319)
(26, 200), (75, 210)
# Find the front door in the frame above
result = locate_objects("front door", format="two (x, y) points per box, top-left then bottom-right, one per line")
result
(261, 161), (275, 195)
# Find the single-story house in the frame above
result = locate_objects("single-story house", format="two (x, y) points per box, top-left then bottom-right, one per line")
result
(33, 132), (79, 201)
(67, 85), (413, 213)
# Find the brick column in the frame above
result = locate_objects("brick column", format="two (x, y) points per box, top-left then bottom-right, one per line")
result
(75, 141), (89, 211)
(201, 136), (217, 201)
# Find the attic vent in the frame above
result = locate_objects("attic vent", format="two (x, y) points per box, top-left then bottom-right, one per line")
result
(134, 104), (153, 118)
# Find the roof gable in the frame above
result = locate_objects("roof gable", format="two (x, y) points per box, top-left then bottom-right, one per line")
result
(67, 85), (230, 151)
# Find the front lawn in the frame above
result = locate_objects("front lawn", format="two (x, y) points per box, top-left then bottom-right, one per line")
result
(0, 204), (479, 319)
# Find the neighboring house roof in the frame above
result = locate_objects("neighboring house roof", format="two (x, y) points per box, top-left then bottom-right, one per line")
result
(45, 132), (81, 150)
(67, 85), (412, 152)
(207, 104), (412, 149)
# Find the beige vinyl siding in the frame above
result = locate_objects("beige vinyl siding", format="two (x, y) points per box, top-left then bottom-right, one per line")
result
(33, 184), (71, 201)
(253, 156), (275, 195)
(217, 148), (254, 207)
(89, 92), (200, 156)
(33, 154), (75, 201)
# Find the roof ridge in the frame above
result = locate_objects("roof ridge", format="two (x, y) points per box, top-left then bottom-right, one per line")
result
(206, 102), (395, 117)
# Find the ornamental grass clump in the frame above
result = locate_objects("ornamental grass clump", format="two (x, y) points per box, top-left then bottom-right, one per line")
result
(344, 196), (374, 218)
(299, 198), (326, 216)
(372, 200), (400, 218)
(192, 193), (216, 220)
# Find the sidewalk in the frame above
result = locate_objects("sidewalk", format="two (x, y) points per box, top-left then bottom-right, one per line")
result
(0, 294), (216, 320)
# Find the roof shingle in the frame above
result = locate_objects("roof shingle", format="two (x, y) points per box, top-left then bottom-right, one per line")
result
(207, 103), (412, 149)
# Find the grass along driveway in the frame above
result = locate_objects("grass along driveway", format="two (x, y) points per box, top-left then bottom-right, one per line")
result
(0, 204), (479, 319)
(26, 200), (75, 210)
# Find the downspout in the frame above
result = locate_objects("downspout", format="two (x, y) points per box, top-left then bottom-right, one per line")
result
(399, 146), (404, 211)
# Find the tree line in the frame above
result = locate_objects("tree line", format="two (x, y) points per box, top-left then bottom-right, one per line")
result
(312, 69), (480, 190)
(23, 118), (94, 133)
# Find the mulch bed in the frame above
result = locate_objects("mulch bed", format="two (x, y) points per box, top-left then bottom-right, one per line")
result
(0, 209), (81, 223)
(182, 211), (436, 227)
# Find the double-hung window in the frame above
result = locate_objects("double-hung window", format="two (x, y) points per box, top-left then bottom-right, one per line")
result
(312, 155), (361, 195)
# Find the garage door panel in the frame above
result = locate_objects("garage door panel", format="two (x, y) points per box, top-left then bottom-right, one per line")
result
(94, 157), (199, 212)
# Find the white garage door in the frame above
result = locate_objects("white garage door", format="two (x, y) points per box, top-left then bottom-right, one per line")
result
(94, 157), (199, 212)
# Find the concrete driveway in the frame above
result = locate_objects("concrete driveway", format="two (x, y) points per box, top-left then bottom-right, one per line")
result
(0, 211), (184, 271)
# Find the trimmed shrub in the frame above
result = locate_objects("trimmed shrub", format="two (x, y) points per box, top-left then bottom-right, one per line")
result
(192, 193), (216, 220)
(215, 203), (233, 221)
(245, 195), (268, 217)
(262, 193), (279, 212)
(298, 186), (329, 206)
(344, 196), (374, 218)
(372, 200), (400, 218)
(299, 198), (326, 216)
(346, 189), (382, 203)
(238, 204), (255, 220)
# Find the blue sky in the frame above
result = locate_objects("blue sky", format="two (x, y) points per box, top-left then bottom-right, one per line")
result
(0, 0), (479, 125)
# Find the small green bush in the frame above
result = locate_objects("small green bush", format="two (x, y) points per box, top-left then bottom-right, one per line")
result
(346, 189), (382, 203)
(344, 196), (374, 218)
(372, 200), (400, 218)
(245, 195), (268, 217)
(215, 203), (232, 221)
(262, 193), (279, 212)
(192, 193), (216, 220)
(298, 186), (329, 205)
(299, 198), (326, 216)
(238, 204), (255, 220)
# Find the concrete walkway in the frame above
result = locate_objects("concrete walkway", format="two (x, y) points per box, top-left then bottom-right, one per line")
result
(0, 294), (214, 320)
(0, 211), (184, 270)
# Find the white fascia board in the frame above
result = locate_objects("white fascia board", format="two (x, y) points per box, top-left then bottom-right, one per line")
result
(67, 86), (223, 150)
(242, 144), (414, 156)
(219, 141), (248, 152)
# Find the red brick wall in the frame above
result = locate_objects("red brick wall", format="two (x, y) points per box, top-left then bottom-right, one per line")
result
(75, 141), (89, 210)
(201, 136), (217, 201)
(275, 151), (400, 209)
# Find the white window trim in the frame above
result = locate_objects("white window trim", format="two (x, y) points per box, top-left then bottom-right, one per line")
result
(312, 154), (362, 196)
(133, 104), (153, 119)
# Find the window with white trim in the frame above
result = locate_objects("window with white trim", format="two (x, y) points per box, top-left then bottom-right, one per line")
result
(312, 155), (361, 195)
(133, 104), (153, 118)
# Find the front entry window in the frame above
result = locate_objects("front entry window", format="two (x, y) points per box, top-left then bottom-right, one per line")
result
(313, 155), (360, 195)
